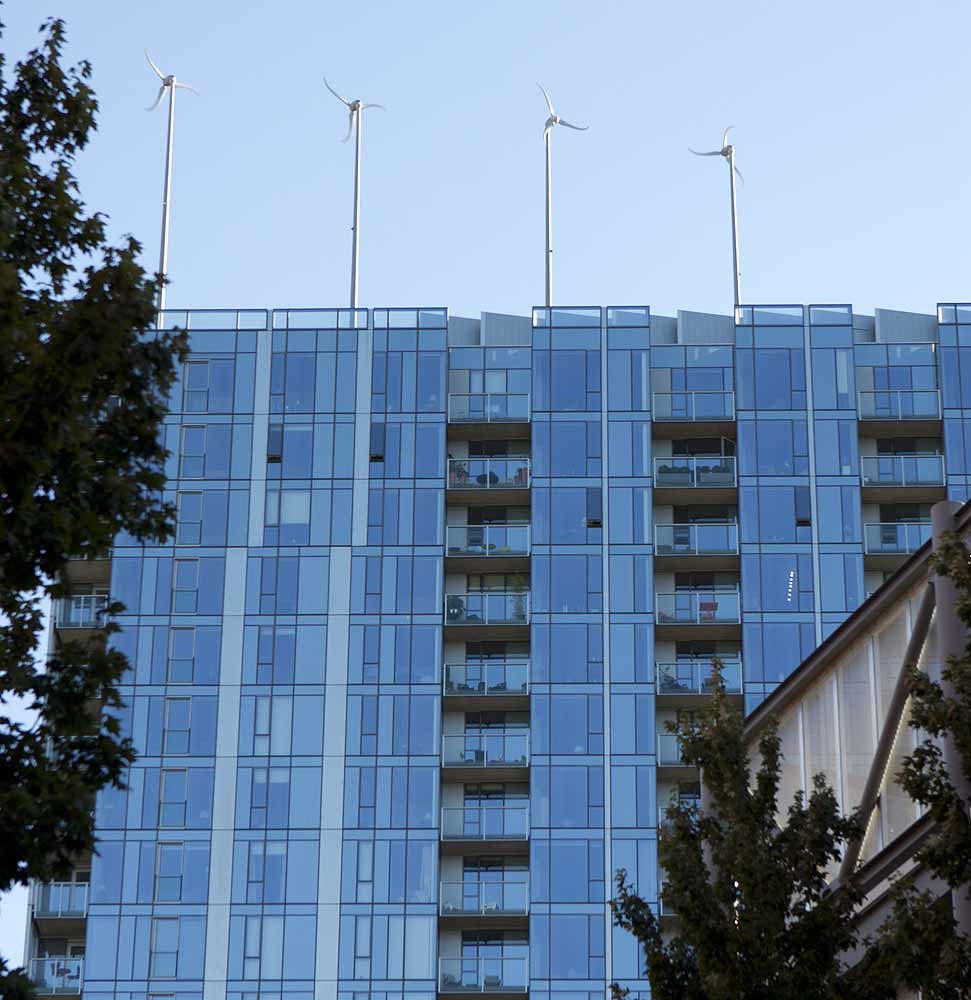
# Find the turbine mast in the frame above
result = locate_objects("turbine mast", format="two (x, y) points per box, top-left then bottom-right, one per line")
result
(324, 77), (384, 310)
(538, 84), (587, 311)
(146, 52), (196, 314)
(351, 106), (362, 309)
(545, 127), (553, 309)
(728, 144), (741, 309)
(157, 81), (176, 313)
(689, 127), (744, 310)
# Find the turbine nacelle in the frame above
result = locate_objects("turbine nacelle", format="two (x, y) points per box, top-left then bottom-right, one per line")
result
(324, 77), (385, 142)
(689, 126), (743, 182)
(538, 83), (588, 140)
(145, 51), (198, 110)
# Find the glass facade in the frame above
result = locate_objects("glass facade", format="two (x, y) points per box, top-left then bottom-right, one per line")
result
(26, 301), (971, 999)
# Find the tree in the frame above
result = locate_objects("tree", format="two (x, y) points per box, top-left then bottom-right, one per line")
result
(0, 14), (185, 993)
(610, 665), (896, 1000)
(872, 530), (971, 998)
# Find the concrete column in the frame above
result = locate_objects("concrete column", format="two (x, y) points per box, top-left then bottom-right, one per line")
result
(930, 500), (971, 935)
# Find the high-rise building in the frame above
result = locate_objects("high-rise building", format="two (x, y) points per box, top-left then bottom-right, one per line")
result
(24, 301), (971, 1000)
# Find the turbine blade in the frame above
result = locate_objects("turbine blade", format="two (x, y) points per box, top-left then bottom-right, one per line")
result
(733, 164), (744, 184)
(341, 108), (355, 142)
(324, 75), (351, 107)
(558, 119), (588, 131)
(689, 148), (722, 156)
(146, 84), (167, 111)
(362, 102), (386, 111)
(721, 125), (733, 149)
(145, 50), (165, 80)
(175, 81), (199, 95)
(537, 83), (555, 117)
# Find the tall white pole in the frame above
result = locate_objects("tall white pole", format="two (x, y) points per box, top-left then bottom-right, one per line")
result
(157, 81), (176, 313)
(545, 131), (553, 309)
(728, 146), (741, 309)
(350, 107), (362, 309)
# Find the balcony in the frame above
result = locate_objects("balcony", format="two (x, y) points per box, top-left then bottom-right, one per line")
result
(864, 522), (931, 568)
(657, 733), (692, 772)
(61, 552), (112, 588)
(29, 958), (83, 996)
(446, 525), (530, 572)
(652, 390), (735, 434)
(34, 883), (88, 919)
(658, 799), (701, 830)
(656, 661), (743, 700)
(440, 804), (530, 853)
(442, 732), (529, 780)
(447, 458), (531, 505)
(440, 879), (529, 924)
(658, 887), (678, 920)
(32, 883), (88, 938)
(655, 590), (741, 638)
(444, 662), (529, 710)
(438, 957), (528, 997)
(445, 593), (529, 640)
(55, 594), (108, 628)
(654, 522), (738, 569)
(857, 389), (942, 433)
(448, 394), (531, 441)
(53, 593), (109, 645)
(860, 454), (946, 503)
(653, 456), (737, 504)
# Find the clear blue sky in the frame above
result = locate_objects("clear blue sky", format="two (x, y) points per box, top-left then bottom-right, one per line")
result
(6, 0), (971, 321)
(1, 0), (969, 967)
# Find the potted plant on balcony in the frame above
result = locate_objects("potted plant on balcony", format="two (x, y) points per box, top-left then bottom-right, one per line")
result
(510, 573), (527, 622)
(450, 460), (468, 486)
(656, 462), (692, 486)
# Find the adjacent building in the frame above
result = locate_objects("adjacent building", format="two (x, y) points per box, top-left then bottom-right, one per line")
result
(25, 301), (971, 999)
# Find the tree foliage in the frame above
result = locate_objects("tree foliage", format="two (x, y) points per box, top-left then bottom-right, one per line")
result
(0, 13), (185, 990)
(875, 530), (971, 998)
(610, 666), (896, 1000)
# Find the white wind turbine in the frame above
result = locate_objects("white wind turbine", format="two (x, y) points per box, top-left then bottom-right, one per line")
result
(690, 126), (744, 308)
(146, 51), (197, 313)
(539, 84), (587, 309)
(324, 77), (385, 309)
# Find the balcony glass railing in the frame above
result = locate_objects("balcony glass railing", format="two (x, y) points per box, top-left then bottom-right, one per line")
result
(440, 804), (530, 841)
(448, 393), (530, 423)
(655, 590), (741, 625)
(652, 390), (735, 421)
(448, 458), (531, 490)
(656, 661), (742, 695)
(55, 594), (109, 628)
(442, 732), (530, 768)
(653, 456), (737, 488)
(440, 879), (529, 916)
(29, 958), (83, 995)
(447, 525), (530, 557)
(864, 521), (931, 554)
(860, 454), (945, 487)
(654, 522), (738, 555)
(439, 957), (528, 994)
(657, 733), (689, 766)
(34, 883), (89, 919)
(446, 593), (530, 626)
(857, 389), (941, 420)
(444, 662), (529, 696)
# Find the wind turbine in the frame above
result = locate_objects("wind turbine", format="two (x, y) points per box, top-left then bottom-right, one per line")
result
(539, 84), (587, 309)
(690, 126), (744, 308)
(324, 77), (385, 309)
(146, 51), (197, 313)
